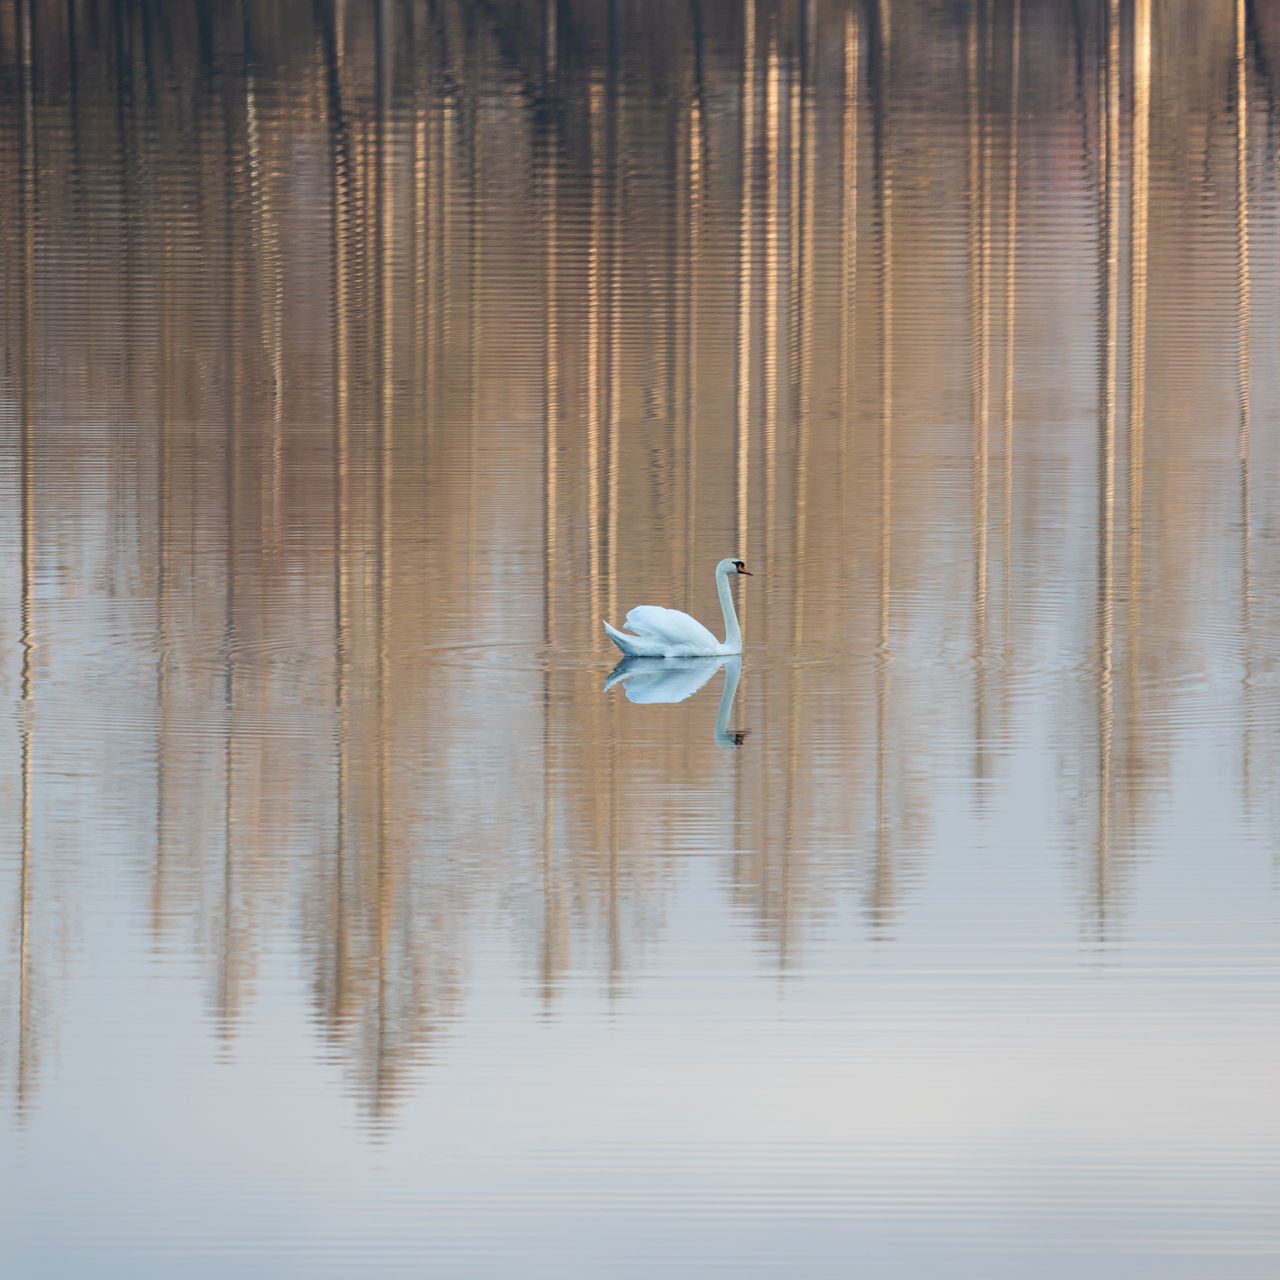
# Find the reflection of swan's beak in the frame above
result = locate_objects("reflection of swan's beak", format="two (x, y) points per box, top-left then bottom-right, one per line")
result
(715, 725), (751, 750)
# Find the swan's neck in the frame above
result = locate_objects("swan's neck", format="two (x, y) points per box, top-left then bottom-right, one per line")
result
(717, 568), (741, 652)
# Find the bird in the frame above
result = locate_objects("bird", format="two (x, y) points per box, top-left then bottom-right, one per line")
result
(602, 557), (753, 657)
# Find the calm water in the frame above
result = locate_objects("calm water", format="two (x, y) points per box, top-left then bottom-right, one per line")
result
(2, 0), (1280, 1274)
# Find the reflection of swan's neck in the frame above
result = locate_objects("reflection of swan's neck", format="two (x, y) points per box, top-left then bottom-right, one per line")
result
(717, 567), (742, 652)
(715, 656), (743, 746)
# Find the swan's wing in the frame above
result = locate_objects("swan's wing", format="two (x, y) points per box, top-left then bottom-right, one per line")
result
(622, 606), (721, 652)
(606, 656), (723, 704)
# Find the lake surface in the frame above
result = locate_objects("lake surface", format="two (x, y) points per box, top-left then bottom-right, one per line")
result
(2, 0), (1279, 1274)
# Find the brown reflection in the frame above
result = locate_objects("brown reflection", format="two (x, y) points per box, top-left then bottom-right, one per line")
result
(967, 0), (992, 789)
(794, 0), (815, 648)
(1002, 0), (1019, 667)
(3, 0), (1279, 1122)
(605, 12), (620, 630)
(680, 83), (702, 600)
(872, 0), (896, 932)
(153, 176), (174, 942)
(764, 34), (780, 603)
(1121, 0), (1149, 860)
(541, 0), (563, 1004)
(840, 7), (858, 548)
(586, 77), (604, 631)
(218, 54), (245, 1038)
(1093, 0), (1121, 933)
(737, 0), (756, 560)
(323, 0), (354, 1046)
(243, 4), (284, 560)
(1234, 0), (1253, 806)
(374, 0), (396, 1123)
(15, 0), (38, 1117)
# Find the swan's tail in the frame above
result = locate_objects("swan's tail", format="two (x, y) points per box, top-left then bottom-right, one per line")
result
(602, 620), (637, 654)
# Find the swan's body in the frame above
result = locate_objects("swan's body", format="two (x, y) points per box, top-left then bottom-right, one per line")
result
(603, 557), (752, 657)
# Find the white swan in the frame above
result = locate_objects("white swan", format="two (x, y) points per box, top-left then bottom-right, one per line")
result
(603, 558), (752, 657)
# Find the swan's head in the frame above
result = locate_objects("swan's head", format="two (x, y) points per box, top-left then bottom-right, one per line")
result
(717, 557), (753, 578)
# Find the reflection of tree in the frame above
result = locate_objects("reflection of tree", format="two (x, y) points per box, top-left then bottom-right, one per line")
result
(1232, 0), (1254, 817)
(2, 0), (1277, 1118)
(8, 0), (43, 1121)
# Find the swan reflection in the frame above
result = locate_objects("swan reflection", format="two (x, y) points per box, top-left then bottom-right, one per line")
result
(604, 655), (750, 748)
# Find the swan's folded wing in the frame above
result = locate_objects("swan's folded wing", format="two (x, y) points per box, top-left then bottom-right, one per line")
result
(622, 606), (721, 652)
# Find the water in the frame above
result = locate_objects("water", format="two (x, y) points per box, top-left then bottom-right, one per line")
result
(2, 0), (1279, 1274)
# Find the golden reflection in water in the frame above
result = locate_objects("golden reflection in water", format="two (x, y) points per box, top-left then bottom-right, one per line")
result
(967, 0), (992, 785)
(16, 0), (37, 1120)
(1002, 0), (1019, 664)
(1093, 0), (1121, 931)
(1234, 0), (1254, 805)
(544, 0), (560, 653)
(243, 2), (284, 559)
(412, 54), (427, 421)
(1123, 0), (1149, 860)
(1, 0), (1278, 1120)
(871, 0), (896, 932)
(840, 6), (858, 551)
(466, 64), (481, 594)
(586, 76), (604, 633)
(542, 0), (561, 1001)
(794, 0), (815, 650)
(606, 35), (621, 634)
(737, 0), (756, 562)
(375, 0), (396, 1123)
(426, 59), (443, 436)
(219, 48), (244, 1040)
(682, 84), (702, 601)
(324, 0), (354, 1050)
(153, 134), (175, 946)
(764, 35), (779, 616)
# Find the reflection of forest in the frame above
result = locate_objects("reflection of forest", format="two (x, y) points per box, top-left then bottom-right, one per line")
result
(1, 0), (1278, 1120)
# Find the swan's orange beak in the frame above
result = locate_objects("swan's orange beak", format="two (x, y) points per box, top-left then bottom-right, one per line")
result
(737, 565), (753, 575)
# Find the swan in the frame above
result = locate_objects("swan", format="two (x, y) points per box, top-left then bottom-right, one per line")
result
(603, 558), (752, 657)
